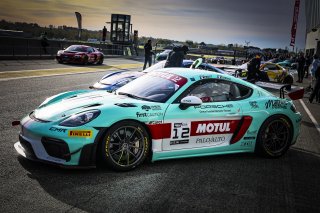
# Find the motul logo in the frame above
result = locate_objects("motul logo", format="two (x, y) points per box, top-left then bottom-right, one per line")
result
(196, 123), (231, 133)
(191, 120), (239, 136)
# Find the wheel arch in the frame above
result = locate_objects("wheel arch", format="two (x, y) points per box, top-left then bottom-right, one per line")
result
(93, 119), (153, 164)
(254, 113), (294, 155)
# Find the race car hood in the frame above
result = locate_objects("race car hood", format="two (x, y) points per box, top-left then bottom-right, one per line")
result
(33, 90), (148, 121)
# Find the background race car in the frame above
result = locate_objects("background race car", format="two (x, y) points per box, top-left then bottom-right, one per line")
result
(56, 45), (104, 65)
(91, 59), (226, 91)
(14, 68), (302, 171)
(236, 62), (294, 84)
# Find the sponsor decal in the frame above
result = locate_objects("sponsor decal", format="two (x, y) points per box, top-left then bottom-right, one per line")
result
(243, 136), (256, 140)
(141, 105), (151, 111)
(149, 72), (187, 87)
(241, 141), (253, 147)
(190, 77), (195, 81)
(141, 105), (161, 111)
(190, 120), (239, 136)
(170, 139), (189, 145)
(49, 127), (67, 133)
(249, 101), (259, 109)
(247, 130), (257, 135)
(217, 76), (231, 81)
(199, 109), (231, 113)
(68, 130), (92, 138)
(200, 75), (211, 79)
(194, 104), (233, 109)
(136, 112), (163, 118)
(147, 120), (163, 125)
(196, 136), (225, 144)
(265, 100), (287, 109)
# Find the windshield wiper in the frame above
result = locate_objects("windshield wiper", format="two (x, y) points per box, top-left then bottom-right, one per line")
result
(117, 92), (152, 101)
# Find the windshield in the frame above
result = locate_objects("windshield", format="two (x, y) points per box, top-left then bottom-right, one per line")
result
(66, 45), (88, 52)
(143, 61), (166, 73)
(117, 71), (187, 103)
(100, 72), (144, 85)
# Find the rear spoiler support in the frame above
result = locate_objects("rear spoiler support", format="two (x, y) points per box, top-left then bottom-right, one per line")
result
(254, 81), (304, 100)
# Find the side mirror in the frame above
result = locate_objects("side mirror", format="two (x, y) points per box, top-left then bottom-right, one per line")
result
(89, 86), (94, 89)
(179, 96), (202, 110)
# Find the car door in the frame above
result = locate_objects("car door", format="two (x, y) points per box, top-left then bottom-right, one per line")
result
(87, 47), (96, 62)
(162, 79), (243, 151)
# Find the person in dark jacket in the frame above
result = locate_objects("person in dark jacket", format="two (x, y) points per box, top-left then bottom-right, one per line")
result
(143, 40), (153, 70)
(164, 45), (189, 68)
(304, 55), (312, 78)
(296, 52), (306, 83)
(309, 66), (320, 103)
(247, 54), (261, 81)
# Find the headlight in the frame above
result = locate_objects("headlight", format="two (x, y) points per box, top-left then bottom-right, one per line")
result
(59, 110), (101, 127)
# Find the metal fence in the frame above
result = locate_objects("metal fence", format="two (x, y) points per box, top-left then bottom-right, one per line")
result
(0, 36), (137, 57)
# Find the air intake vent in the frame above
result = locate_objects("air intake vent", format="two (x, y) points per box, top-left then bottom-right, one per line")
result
(82, 103), (103, 108)
(114, 103), (137, 107)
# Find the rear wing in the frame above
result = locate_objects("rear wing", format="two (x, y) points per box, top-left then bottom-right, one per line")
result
(254, 81), (304, 100)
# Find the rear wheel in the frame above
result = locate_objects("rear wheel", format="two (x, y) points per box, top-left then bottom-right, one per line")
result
(255, 115), (292, 158)
(100, 121), (150, 171)
(97, 56), (104, 65)
(82, 55), (88, 65)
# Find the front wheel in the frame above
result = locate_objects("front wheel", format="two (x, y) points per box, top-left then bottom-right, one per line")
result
(100, 121), (150, 171)
(255, 115), (292, 158)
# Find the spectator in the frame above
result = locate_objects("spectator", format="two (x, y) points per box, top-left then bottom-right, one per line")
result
(164, 45), (189, 68)
(102, 26), (107, 44)
(143, 40), (153, 70)
(309, 65), (320, 103)
(247, 54), (261, 81)
(305, 55), (312, 78)
(296, 52), (306, 83)
(40, 32), (49, 54)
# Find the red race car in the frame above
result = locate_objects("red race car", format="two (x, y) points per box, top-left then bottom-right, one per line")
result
(56, 45), (104, 65)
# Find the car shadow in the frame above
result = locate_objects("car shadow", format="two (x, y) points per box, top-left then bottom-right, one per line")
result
(17, 148), (320, 212)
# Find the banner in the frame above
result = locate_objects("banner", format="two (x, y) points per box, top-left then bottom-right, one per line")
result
(75, 12), (82, 39)
(290, 0), (300, 47)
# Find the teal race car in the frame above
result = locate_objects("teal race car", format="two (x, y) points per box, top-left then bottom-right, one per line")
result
(13, 68), (302, 171)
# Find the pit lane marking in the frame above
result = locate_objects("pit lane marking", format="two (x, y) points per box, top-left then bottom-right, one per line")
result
(299, 99), (320, 135)
(0, 63), (142, 81)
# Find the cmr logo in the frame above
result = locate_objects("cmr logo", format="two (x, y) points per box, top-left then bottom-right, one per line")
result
(191, 120), (239, 136)
(68, 130), (92, 138)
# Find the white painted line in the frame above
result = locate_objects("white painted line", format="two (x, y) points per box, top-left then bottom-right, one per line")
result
(0, 69), (105, 82)
(299, 99), (320, 135)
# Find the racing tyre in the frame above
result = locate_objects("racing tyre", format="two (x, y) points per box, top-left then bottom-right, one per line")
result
(100, 121), (150, 171)
(57, 59), (62, 64)
(283, 75), (293, 84)
(97, 57), (104, 65)
(255, 115), (292, 158)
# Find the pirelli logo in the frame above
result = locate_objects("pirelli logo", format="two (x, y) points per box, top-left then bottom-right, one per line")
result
(68, 130), (92, 138)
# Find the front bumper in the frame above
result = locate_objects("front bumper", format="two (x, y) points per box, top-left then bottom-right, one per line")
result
(56, 55), (85, 64)
(14, 115), (105, 168)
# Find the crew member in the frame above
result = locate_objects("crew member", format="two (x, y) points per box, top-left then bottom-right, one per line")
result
(143, 40), (153, 70)
(164, 45), (189, 68)
(247, 53), (261, 81)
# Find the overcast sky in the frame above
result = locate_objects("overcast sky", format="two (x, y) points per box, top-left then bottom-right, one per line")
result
(0, 0), (306, 50)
